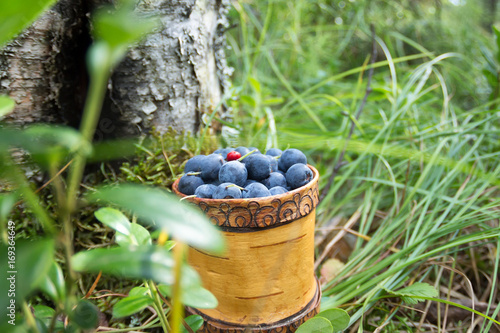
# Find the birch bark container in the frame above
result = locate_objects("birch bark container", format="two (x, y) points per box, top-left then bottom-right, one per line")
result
(172, 165), (321, 332)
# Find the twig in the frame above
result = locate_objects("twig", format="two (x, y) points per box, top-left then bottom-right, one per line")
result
(36, 159), (74, 194)
(319, 24), (377, 203)
(314, 210), (361, 270)
(160, 135), (177, 178)
(84, 271), (102, 298)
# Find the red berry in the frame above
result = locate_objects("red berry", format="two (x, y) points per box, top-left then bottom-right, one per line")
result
(226, 151), (241, 161)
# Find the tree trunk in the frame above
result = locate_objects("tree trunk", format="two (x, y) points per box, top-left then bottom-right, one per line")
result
(0, 0), (90, 127)
(0, 0), (230, 139)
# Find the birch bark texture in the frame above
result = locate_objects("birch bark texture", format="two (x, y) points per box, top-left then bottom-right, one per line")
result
(0, 0), (230, 138)
(0, 0), (90, 126)
(104, 0), (231, 137)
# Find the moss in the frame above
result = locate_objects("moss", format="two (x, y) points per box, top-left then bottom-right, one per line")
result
(117, 128), (218, 187)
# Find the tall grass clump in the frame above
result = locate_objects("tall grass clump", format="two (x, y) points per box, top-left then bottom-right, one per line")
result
(227, 0), (499, 330)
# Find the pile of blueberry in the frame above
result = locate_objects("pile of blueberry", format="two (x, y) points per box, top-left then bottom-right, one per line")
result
(177, 147), (313, 199)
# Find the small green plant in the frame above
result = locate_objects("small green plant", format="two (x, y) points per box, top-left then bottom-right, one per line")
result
(296, 308), (350, 333)
(83, 206), (218, 331)
(0, 1), (225, 333)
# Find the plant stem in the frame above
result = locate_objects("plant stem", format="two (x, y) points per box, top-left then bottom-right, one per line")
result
(66, 58), (110, 214)
(96, 320), (161, 332)
(63, 51), (111, 293)
(237, 149), (258, 161)
(146, 280), (170, 332)
(170, 242), (186, 333)
(22, 302), (39, 333)
(47, 307), (61, 333)
(196, 93), (229, 155)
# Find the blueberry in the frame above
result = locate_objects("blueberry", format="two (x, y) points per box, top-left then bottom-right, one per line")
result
(239, 149), (259, 163)
(178, 174), (204, 195)
(243, 182), (271, 198)
(213, 183), (243, 199)
(278, 148), (307, 172)
(285, 163), (313, 189)
(201, 154), (224, 181)
(269, 186), (288, 195)
(244, 154), (271, 181)
(210, 179), (222, 186)
(276, 170), (286, 177)
(262, 172), (287, 189)
(194, 184), (217, 199)
(184, 155), (205, 173)
(213, 148), (223, 154)
(235, 146), (250, 156)
(244, 179), (257, 186)
(266, 155), (279, 172)
(219, 160), (248, 186)
(265, 148), (282, 157)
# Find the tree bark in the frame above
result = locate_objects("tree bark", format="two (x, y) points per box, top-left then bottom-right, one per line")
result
(0, 0), (90, 127)
(0, 0), (230, 139)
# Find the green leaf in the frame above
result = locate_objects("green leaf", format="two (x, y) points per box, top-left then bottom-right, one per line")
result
(95, 207), (131, 235)
(296, 316), (333, 333)
(0, 193), (17, 236)
(158, 284), (218, 309)
(128, 286), (148, 297)
(0, 125), (90, 167)
(115, 223), (152, 247)
(91, 5), (159, 67)
(17, 239), (55, 291)
(88, 138), (139, 162)
(131, 223), (152, 245)
(93, 5), (158, 48)
(71, 245), (201, 287)
(263, 96), (285, 105)
(112, 295), (153, 318)
(480, 44), (497, 73)
(33, 305), (56, 329)
(385, 282), (439, 305)
(163, 240), (176, 251)
(23, 125), (91, 155)
(35, 318), (49, 333)
(0, 239), (55, 319)
(316, 309), (350, 332)
(493, 26), (500, 63)
(248, 77), (261, 94)
(86, 41), (113, 77)
(0, 0), (57, 47)
(39, 262), (66, 302)
(0, 95), (15, 119)
(33, 305), (55, 320)
(88, 184), (225, 253)
(181, 315), (204, 333)
(0, 321), (29, 333)
(71, 300), (99, 329)
(240, 95), (256, 107)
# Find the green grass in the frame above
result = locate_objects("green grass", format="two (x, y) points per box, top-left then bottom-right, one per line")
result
(226, 0), (500, 331)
